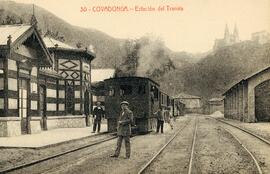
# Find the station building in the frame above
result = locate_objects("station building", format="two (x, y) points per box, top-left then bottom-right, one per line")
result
(224, 66), (270, 122)
(173, 93), (202, 114)
(91, 68), (115, 106)
(172, 99), (185, 116)
(0, 23), (95, 137)
(207, 97), (224, 114)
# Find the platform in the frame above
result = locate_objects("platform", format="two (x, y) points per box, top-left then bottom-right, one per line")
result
(0, 123), (107, 149)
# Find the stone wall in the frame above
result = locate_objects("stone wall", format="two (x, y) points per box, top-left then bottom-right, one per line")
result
(46, 115), (86, 130)
(0, 117), (21, 137)
(30, 117), (42, 134)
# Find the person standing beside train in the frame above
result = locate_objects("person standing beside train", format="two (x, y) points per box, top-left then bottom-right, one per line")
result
(164, 107), (173, 130)
(155, 107), (165, 133)
(92, 101), (105, 133)
(111, 101), (134, 159)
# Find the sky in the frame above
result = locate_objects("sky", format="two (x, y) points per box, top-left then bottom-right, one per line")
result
(12, 0), (270, 53)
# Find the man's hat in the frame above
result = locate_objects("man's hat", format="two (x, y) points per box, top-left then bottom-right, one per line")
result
(120, 101), (129, 106)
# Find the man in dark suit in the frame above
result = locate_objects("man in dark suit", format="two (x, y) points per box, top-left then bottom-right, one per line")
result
(92, 101), (105, 133)
(155, 107), (165, 133)
(111, 101), (133, 159)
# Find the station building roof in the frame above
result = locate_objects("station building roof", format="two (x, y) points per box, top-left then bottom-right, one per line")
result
(0, 24), (31, 46)
(0, 24), (52, 66)
(43, 37), (74, 49)
(91, 68), (115, 82)
(209, 97), (224, 102)
(43, 37), (96, 60)
(104, 76), (160, 86)
(223, 65), (270, 95)
(173, 93), (201, 99)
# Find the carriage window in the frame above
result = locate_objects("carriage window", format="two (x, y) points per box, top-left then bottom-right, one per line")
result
(120, 85), (132, 96)
(138, 85), (146, 94)
(109, 87), (115, 96)
(150, 85), (159, 99)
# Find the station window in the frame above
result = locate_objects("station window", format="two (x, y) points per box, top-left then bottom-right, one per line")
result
(108, 86), (115, 96)
(120, 85), (132, 96)
(167, 96), (170, 106)
(138, 85), (146, 94)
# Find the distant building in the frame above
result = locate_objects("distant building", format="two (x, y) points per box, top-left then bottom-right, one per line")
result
(173, 93), (202, 114)
(207, 97), (224, 114)
(213, 24), (240, 50)
(223, 66), (270, 122)
(91, 69), (115, 106)
(172, 100), (185, 116)
(251, 31), (270, 44)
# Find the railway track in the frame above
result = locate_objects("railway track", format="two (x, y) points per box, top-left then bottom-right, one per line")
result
(0, 134), (118, 174)
(222, 128), (263, 174)
(209, 117), (270, 146)
(137, 117), (197, 174)
(209, 116), (270, 174)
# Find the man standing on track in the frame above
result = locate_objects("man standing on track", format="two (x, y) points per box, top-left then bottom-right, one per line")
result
(155, 107), (165, 133)
(92, 101), (105, 133)
(110, 101), (134, 159)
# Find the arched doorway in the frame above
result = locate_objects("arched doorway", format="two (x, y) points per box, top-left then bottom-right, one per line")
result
(255, 80), (270, 122)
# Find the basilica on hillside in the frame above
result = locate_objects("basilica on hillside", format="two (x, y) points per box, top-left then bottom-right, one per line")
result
(213, 24), (240, 50)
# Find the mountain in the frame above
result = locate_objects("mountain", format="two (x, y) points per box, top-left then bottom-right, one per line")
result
(170, 51), (208, 67)
(0, 1), (198, 69)
(159, 41), (270, 99)
(0, 0), (126, 68)
(4, 1), (267, 102)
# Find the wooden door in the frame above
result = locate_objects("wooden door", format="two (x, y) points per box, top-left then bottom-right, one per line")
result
(40, 85), (47, 130)
(19, 79), (29, 134)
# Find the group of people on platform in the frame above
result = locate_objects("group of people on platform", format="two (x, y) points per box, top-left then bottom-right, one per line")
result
(154, 107), (174, 133)
(91, 102), (174, 134)
(91, 100), (175, 159)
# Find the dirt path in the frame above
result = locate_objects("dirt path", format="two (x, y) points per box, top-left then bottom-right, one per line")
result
(219, 119), (270, 174)
(194, 117), (258, 174)
(220, 118), (270, 142)
(9, 117), (191, 174)
(0, 133), (115, 171)
(142, 117), (196, 174)
(6, 116), (265, 174)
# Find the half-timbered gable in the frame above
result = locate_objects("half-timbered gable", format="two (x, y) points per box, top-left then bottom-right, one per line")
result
(0, 24), (95, 137)
(43, 37), (95, 129)
(0, 24), (53, 136)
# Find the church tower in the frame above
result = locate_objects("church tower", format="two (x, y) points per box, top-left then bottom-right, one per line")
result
(224, 23), (230, 44)
(233, 24), (239, 42)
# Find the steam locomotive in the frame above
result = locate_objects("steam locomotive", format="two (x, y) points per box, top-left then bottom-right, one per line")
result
(104, 76), (183, 134)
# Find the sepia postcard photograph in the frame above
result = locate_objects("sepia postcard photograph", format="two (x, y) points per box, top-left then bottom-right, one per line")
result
(0, 0), (269, 173)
